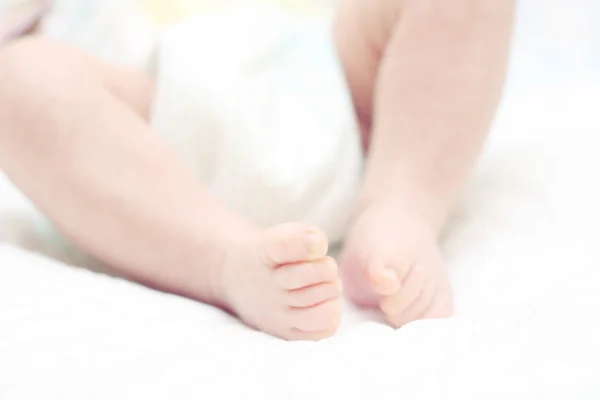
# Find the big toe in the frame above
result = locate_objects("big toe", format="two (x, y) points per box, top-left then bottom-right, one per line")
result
(259, 223), (329, 265)
(367, 264), (401, 296)
(340, 253), (401, 308)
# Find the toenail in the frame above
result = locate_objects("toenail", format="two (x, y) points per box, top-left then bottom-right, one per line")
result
(380, 268), (400, 285)
(369, 266), (400, 295)
(307, 231), (325, 255)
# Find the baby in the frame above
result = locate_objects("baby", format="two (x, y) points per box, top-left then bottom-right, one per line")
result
(0, 0), (514, 340)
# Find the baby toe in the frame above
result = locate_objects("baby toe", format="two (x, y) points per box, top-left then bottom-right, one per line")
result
(274, 256), (338, 290)
(421, 287), (454, 320)
(260, 223), (329, 265)
(379, 266), (427, 325)
(286, 279), (343, 308)
(288, 298), (342, 333)
(383, 279), (435, 328)
(367, 264), (401, 296)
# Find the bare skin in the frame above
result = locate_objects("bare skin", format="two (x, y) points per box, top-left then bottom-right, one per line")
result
(0, 39), (341, 341)
(336, 0), (515, 326)
(0, 0), (514, 339)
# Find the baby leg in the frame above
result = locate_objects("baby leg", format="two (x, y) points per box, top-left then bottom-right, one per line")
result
(336, 0), (514, 326)
(0, 38), (342, 340)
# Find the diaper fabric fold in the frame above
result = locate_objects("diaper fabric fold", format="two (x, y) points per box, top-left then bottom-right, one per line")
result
(151, 5), (363, 243)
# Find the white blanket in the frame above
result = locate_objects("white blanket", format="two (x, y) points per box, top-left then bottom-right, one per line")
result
(2, 1), (600, 398)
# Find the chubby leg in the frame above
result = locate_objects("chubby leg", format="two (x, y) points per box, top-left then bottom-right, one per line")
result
(0, 38), (342, 340)
(336, 0), (515, 326)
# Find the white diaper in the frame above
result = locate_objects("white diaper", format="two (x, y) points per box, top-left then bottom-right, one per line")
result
(151, 5), (363, 244)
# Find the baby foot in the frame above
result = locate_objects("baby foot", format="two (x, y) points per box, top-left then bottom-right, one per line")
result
(339, 199), (453, 327)
(217, 223), (343, 341)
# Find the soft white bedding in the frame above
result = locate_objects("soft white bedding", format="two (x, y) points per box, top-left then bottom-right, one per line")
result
(2, 0), (600, 398)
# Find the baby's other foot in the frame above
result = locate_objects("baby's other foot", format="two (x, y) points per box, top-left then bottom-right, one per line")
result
(339, 199), (453, 327)
(218, 223), (342, 341)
